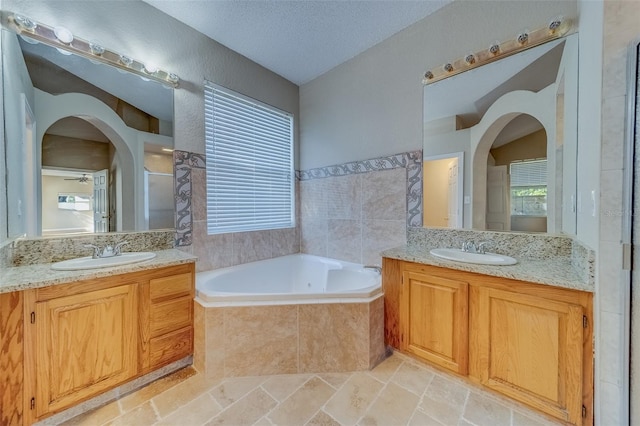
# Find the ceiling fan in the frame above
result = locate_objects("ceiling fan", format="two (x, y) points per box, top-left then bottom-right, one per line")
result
(64, 174), (91, 183)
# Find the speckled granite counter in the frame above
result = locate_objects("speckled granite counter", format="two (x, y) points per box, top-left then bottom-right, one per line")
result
(0, 249), (197, 294)
(382, 245), (593, 293)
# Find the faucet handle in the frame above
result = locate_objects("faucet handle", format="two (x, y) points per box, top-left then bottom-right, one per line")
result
(83, 244), (102, 259)
(477, 241), (494, 254)
(114, 241), (129, 256)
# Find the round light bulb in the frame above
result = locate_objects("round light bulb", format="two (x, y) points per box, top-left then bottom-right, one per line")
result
(54, 26), (74, 44)
(144, 63), (158, 74)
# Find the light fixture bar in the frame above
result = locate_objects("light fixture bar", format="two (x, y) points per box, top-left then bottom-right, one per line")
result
(422, 17), (572, 85)
(4, 11), (180, 88)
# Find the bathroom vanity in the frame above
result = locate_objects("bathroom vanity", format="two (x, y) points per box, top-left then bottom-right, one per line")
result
(382, 248), (593, 426)
(0, 249), (196, 425)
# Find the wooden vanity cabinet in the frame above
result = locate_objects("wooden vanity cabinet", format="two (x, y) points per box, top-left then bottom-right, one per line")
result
(400, 267), (468, 374)
(20, 263), (194, 423)
(31, 283), (138, 417)
(383, 258), (593, 425)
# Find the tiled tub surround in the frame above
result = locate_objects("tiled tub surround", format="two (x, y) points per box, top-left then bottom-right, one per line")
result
(298, 151), (421, 266)
(174, 149), (300, 272)
(3, 229), (175, 267)
(387, 227), (595, 292)
(194, 296), (385, 379)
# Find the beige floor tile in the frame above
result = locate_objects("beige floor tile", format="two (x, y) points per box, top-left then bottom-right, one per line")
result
(458, 419), (475, 426)
(61, 400), (122, 426)
(324, 372), (384, 425)
(419, 375), (469, 426)
(366, 355), (402, 383)
(253, 416), (275, 426)
(267, 377), (336, 425)
(261, 374), (312, 402)
(512, 410), (563, 426)
(317, 372), (352, 389)
(106, 401), (157, 426)
(119, 367), (199, 413)
(152, 373), (218, 418)
(207, 388), (277, 425)
(391, 362), (435, 396)
(306, 410), (341, 426)
(210, 376), (268, 408)
(155, 393), (222, 425)
(408, 409), (445, 426)
(359, 382), (420, 425)
(462, 392), (511, 426)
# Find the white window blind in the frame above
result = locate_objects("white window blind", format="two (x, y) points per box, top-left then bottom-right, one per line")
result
(205, 83), (294, 235)
(510, 159), (547, 187)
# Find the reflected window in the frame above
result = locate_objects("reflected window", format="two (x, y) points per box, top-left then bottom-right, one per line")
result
(510, 159), (547, 217)
(58, 193), (92, 211)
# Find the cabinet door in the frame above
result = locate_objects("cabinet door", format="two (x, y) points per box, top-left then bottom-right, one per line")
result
(35, 284), (137, 417)
(401, 271), (468, 374)
(476, 287), (583, 424)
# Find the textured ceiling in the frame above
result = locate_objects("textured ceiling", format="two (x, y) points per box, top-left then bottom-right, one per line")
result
(143, 0), (451, 85)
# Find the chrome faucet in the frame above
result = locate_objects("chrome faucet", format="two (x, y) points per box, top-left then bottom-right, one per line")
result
(83, 241), (129, 259)
(461, 240), (476, 253)
(83, 244), (103, 259)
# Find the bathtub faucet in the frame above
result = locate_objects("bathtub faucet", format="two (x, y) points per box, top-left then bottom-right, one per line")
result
(364, 265), (382, 274)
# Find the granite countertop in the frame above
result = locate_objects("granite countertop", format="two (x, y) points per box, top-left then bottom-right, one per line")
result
(0, 249), (197, 294)
(382, 246), (593, 293)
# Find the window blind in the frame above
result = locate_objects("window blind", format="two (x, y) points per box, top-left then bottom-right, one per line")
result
(510, 159), (547, 187)
(205, 83), (294, 235)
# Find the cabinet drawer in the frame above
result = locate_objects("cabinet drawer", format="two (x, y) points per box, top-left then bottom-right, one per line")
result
(150, 296), (193, 337)
(150, 273), (193, 302)
(149, 326), (193, 368)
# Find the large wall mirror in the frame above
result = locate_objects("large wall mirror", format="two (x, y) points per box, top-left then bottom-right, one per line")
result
(422, 34), (578, 235)
(2, 25), (175, 239)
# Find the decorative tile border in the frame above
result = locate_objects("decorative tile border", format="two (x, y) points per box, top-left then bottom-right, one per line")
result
(173, 149), (424, 246)
(173, 150), (205, 247)
(296, 150), (423, 227)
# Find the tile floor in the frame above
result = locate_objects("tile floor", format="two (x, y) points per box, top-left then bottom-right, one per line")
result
(62, 352), (562, 426)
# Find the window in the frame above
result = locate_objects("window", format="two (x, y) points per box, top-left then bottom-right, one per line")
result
(510, 159), (547, 216)
(204, 83), (294, 235)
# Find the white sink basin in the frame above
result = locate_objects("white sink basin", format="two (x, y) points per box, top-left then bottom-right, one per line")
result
(429, 248), (517, 266)
(51, 252), (157, 271)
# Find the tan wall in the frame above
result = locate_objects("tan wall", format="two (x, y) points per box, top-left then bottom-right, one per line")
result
(42, 135), (110, 171)
(490, 129), (547, 167)
(423, 158), (452, 227)
(144, 153), (173, 174)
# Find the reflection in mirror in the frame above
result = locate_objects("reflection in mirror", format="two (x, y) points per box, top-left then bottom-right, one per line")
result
(422, 34), (578, 235)
(2, 28), (175, 238)
(423, 152), (464, 228)
(487, 114), (547, 232)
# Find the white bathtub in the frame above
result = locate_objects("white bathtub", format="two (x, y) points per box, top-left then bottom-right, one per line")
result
(196, 254), (382, 306)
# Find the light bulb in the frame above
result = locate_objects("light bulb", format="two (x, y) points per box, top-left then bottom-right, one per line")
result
(54, 26), (74, 44)
(144, 63), (158, 74)
(119, 55), (133, 67)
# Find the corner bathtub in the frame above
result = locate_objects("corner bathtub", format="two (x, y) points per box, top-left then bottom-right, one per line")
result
(195, 254), (381, 306)
(193, 254), (386, 378)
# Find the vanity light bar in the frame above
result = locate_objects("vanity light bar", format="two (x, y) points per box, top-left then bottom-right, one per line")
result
(422, 17), (572, 85)
(4, 11), (180, 88)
